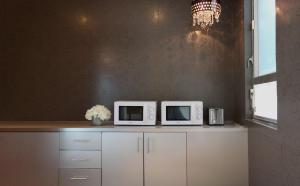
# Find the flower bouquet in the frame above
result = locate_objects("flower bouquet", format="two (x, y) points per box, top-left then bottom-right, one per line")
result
(85, 105), (111, 125)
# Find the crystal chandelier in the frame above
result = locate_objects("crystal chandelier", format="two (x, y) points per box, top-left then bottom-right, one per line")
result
(191, 0), (221, 30)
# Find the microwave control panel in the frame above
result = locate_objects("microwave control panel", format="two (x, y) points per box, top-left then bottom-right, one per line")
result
(147, 106), (156, 121)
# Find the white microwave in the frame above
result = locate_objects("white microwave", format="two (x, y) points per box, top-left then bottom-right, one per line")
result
(161, 101), (203, 125)
(114, 101), (157, 125)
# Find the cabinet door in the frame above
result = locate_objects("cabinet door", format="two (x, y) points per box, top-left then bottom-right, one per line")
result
(144, 133), (186, 186)
(187, 131), (248, 186)
(102, 132), (143, 186)
(0, 132), (59, 186)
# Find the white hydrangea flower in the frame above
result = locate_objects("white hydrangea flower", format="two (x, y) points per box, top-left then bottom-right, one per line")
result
(85, 105), (111, 121)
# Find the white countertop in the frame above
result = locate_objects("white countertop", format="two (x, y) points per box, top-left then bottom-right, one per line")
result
(0, 121), (247, 132)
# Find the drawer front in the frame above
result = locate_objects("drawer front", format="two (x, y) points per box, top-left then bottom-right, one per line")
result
(60, 132), (101, 150)
(60, 151), (101, 168)
(60, 169), (101, 186)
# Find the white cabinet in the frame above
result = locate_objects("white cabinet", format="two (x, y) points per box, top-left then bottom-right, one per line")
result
(60, 151), (101, 169)
(144, 133), (187, 186)
(0, 132), (59, 186)
(102, 129), (248, 186)
(187, 131), (248, 186)
(102, 132), (187, 186)
(59, 132), (102, 186)
(60, 132), (101, 150)
(59, 169), (101, 186)
(102, 132), (144, 186)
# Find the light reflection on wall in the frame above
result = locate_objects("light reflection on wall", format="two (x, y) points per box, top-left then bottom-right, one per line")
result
(186, 31), (224, 49)
(276, 6), (282, 15)
(185, 31), (227, 66)
(99, 47), (114, 65)
(79, 15), (88, 25)
(152, 8), (163, 24)
(97, 47), (117, 107)
(73, 14), (96, 31)
(275, 2), (291, 24)
(97, 74), (117, 108)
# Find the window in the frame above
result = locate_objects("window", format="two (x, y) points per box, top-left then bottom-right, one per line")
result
(253, 81), (277, 121)
(252, 0), (277, 123)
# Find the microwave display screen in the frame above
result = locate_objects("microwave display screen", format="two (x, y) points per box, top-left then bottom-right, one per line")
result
(166, 106), (190, 120)
(119, 106), (143, 121)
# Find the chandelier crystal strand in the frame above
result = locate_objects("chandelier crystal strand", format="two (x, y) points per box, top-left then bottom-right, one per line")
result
(191, 0), (221, 30)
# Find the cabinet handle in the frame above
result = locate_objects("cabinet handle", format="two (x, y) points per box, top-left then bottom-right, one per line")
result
(70, 176), (89, 180)
(137, 137), (141, 152)
(147, 137), (150, 153)
(71, 158), (89, 161)
(73, 139), (91, 143)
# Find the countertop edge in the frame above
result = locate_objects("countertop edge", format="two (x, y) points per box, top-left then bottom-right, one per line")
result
(0, 121), (248, 132)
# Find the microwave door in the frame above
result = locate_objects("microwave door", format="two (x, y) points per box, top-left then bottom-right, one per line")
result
(119, 106), (143, 121)
(166, 106), (191, 121)
(114, 101), (157, 125)
(161, 101), (203, 125)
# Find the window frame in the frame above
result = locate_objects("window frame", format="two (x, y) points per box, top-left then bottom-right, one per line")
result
(251, 0), (278, 124)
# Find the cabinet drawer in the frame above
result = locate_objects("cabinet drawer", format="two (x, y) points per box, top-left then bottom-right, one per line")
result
(59, 169), (101, 186)
(60, 151), (101, 168)
(60, 132), (101, 150)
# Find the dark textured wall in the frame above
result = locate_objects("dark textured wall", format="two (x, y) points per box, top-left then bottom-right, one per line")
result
(242, 0), (300, 185)
(0, 0), (242, 121)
